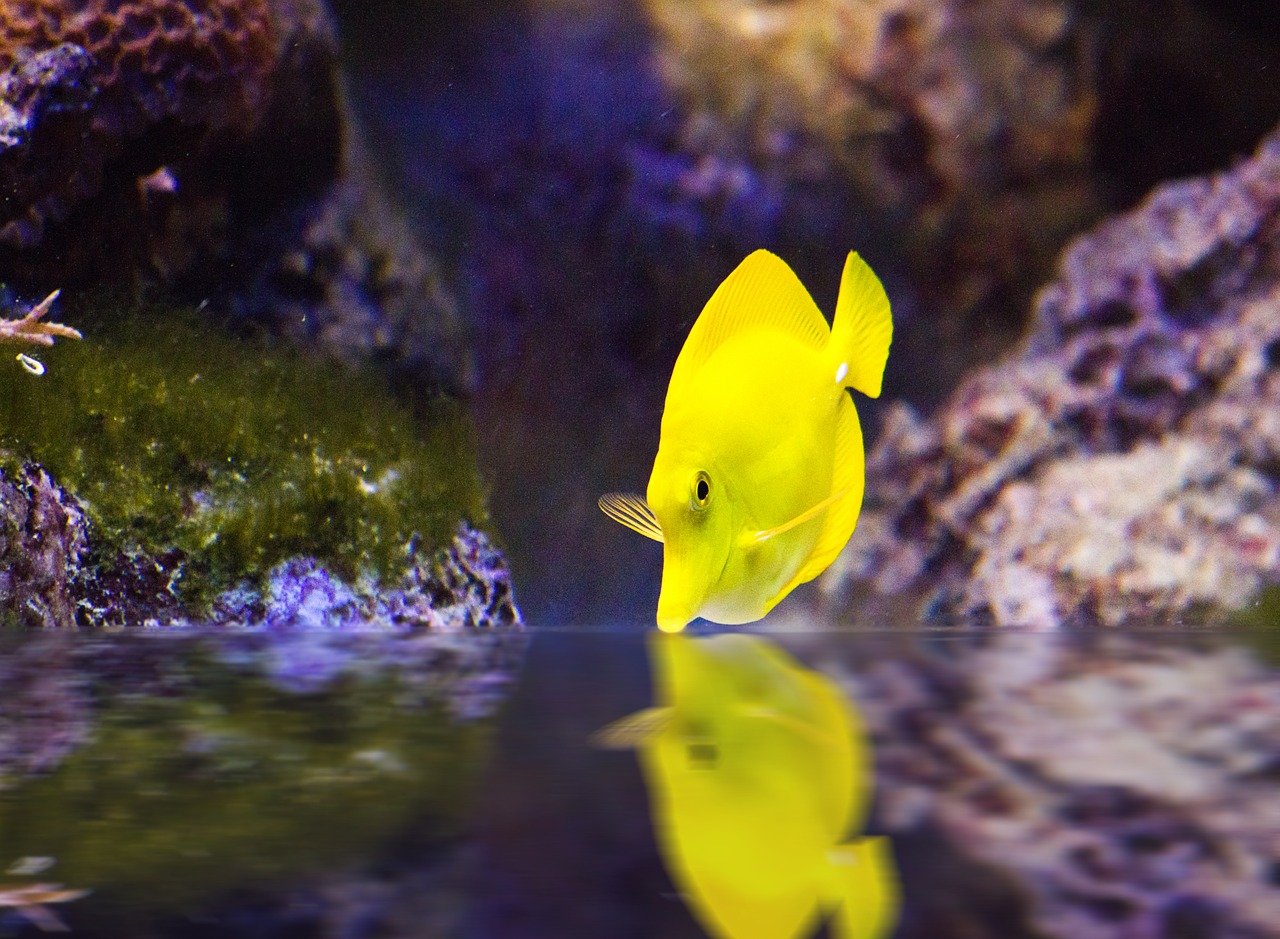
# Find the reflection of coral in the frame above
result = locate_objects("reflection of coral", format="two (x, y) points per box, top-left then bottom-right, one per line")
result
(642, 0), (1100, 333)
(829, 127), (1280, 627)
(0, 882), (91, 933)
(838, 632), (1280, 939)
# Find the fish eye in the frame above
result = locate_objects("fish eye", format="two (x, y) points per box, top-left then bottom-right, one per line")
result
(691, 470), (712, 509)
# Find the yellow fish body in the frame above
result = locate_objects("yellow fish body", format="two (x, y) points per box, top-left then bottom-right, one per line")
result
(596, 632), (899, 939)
(601, 250), (892, 631)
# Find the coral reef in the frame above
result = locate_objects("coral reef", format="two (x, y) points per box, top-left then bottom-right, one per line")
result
(828, 125), (1280, 628)
(0, 0), (276, 249)
(0, 0), (469, 392)
(0, 298), (485, 613)
(0, 289), (81, 349)
(824, 631), (1280, 939)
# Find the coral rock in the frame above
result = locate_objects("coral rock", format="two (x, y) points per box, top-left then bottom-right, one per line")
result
(0, 466), (87, 629)
(0, 0), (470, 392)
(828, 125), (1280, 627)
(641, 0), (1101, 342)
(0, 0), (277, 248)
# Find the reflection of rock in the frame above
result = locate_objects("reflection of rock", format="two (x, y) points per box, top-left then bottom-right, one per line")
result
(0, 507), (524, 918)
(0, 589), (522, 914)
(828, 126), (1280, 628)
(0, 0), (468, 392)
(826, 631), (1280, 939)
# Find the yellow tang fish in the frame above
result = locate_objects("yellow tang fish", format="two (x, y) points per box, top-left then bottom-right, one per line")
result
(600, 250), (892, 632)
(596, 632), (899, 939)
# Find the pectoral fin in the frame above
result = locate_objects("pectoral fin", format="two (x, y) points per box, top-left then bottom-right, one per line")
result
(599, 492), (664, 543)
(591, 707), (674, 749)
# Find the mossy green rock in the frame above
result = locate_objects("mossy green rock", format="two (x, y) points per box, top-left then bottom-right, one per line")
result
(0, 643), (487, 911)
(0, 296), (485, 610)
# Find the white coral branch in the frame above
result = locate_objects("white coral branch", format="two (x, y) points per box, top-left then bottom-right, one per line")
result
(0, 290), (82, 347)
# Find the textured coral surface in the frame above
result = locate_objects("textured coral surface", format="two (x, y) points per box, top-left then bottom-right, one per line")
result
(642, 0), (1100, 344)
(0, 0), (470, 391)
(0, 0), (277, 247)
(830, 126), (1280, 628)
(0, 467), (85, 629)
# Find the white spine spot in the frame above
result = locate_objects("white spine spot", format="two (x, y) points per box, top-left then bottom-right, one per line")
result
(16, 353), (45, 376)
(835, 361), (849, 384)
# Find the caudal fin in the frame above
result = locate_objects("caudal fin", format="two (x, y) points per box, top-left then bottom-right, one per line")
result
(830, 252), (892, 399)
(827, 837), (900, 939)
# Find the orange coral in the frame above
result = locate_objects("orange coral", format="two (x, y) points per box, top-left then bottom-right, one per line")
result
(0, 0), (322, 250)
(0, 0), (274, 105)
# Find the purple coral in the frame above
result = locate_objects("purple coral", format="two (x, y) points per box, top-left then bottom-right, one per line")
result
(0, 465), (86, 629)
(829, 126), (1280, 628)
(206, 525), (525, 714)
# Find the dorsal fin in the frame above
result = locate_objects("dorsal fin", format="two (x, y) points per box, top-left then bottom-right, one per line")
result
(667, 250), (830, 402)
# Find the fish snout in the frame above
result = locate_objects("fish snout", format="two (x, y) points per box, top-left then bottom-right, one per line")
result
(656, 604), (692, 634)
(656, 573), (697, 633)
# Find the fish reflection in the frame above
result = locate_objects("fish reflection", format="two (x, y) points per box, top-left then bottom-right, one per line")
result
(596, 632), (898, 939)
(600, 250), (892, 632)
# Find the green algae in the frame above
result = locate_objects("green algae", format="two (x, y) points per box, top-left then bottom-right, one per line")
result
(0, 657), (486, 910)
(0, 295), (486, 610)
(1224, 585), (1280, 666)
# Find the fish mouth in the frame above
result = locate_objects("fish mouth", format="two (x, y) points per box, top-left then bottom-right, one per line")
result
(656, 607), (691, 634)
(656, 549), (730, 633)
(656, 583), (695, 632)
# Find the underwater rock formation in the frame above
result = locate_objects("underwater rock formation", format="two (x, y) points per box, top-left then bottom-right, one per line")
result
(0, 0), (468, 391)
(641, 0), (1101, 345)
(828, 125), (1280, 628)
(0, 466), (86, 630)
(0, 297), (488, 617)
(828, 631), (1280, 939)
